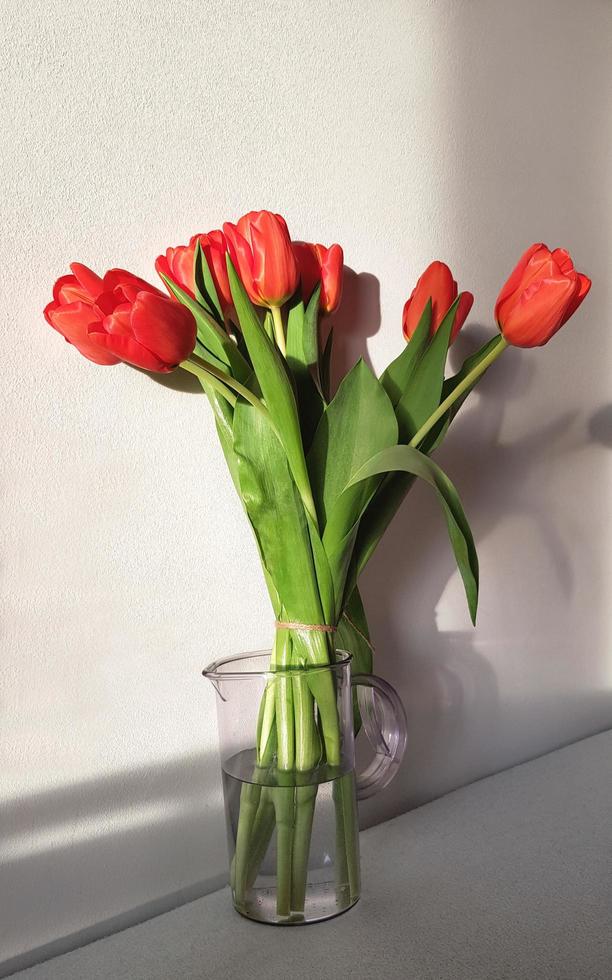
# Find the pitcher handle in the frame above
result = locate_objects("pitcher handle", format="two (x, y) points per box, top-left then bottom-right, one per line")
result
(351, 673), (407, 800)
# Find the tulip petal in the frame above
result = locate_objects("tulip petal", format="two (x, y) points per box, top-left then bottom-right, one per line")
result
(496, 243), (591, 346)
(452, 291), (474, 341)
(496, 247), (558, 325)
(45, 301), (120, 365)
(250, 212), (299, 307)
(129, 291), (196, 365)
(236, 212), (259, 245)
(551, 248), (575, 277)
(166, 243), (198, 297)
(494, 243), (546, 321)
(319, 243), (344, 314)
(69, 263), (104, 299)
(223, 222), (259, 304)
(102, 305), (132, 336)
(501, 276), (578, 347)
(423, 261), (456, 330)
(54, 275), (92, 306)
(561, 272), (591, 325)
(102, 269), (165, 301)
(93, 289), (121, 317)
(403, 261), (457, 338)
(293, 242), (321, 306)
(88, 331), (170, 372)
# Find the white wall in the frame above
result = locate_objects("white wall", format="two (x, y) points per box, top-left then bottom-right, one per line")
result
(2, 0), (611, 969)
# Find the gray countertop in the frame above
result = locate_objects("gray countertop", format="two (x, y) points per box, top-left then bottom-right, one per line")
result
(11, 730), (612, 980)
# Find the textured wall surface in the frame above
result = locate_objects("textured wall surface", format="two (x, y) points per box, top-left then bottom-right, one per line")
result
(1, 0), (611, 968)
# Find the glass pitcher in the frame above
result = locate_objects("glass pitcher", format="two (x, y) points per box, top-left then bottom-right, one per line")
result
(203, 649), (407, 924)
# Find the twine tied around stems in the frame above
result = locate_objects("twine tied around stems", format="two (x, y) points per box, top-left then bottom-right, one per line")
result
(274, 616), (375, 653)
(274, 621), (336, 633)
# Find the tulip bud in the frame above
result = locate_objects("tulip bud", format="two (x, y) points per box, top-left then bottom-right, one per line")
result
(293, 241), (344, 314)
(223, 210), (299, 307)
(156, 231), (233, 316)
(495, 243), (591, 347)
(402, 261), (473, 343)
(45, 264), (196, 372)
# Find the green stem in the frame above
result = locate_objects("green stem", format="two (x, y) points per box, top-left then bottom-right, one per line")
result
(271, 305), (286, 356)
(256, 683), (277, 766)
(233, 782), (262, 909)
(274, 630), (295, 771)
(409, 335), (508, 448)
(333, 774), (360, 905)
(273, 786), (295, 917)
(333, 777), (349, 899)
(340, 774), (360, 901)
(181, 356), (268, 418)
(308, 669), (341, 767)
(245, 787), (276, 889)
(180, 359), (237, 406)
(293, 674), (320, 771)
(291, 784), (317, 912)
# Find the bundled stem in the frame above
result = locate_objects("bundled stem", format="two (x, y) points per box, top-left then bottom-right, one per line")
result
(230, 621), (360, 920)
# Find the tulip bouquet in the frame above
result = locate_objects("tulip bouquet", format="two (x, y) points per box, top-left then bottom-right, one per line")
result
(45, 215), (590, 922)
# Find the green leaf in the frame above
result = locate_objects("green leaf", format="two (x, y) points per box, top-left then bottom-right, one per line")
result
(348, 445), (479, 624)
(201, 380), (240, 491)
(160, 272), (250, 383)
(227, 258), (318, 525)
(305, 512), (335, 626)
(337, 586), (373, 734)
(320, 327), (333, 403)
(309, 359), (398, 528)
(308, 359), (398, 612)
(194, 240), (224, 325)
(339, 586), (372, 671)
(262, 310), (274, 342)
(347, 336), (501, 585)
(394, 297), (459, 442)
(286, 291), (325, 452)
(286, 286), (320, 375)
(233, 401), (325, 625)
(380, 299), (432, 408)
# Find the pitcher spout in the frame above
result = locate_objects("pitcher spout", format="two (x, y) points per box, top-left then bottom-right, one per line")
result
(202, 659), (228, 701)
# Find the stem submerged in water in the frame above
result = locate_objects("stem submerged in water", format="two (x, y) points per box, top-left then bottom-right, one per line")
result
(233, 782), (261, 909)
(273, 786), (295, 917)
(291, 784), (317, 912)
(230, 625), (359, 921)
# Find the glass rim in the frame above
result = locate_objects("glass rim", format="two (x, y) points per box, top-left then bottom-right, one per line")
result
(202, 648), (352, 680)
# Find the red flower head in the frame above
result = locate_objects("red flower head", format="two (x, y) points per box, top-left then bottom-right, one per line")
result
(293, 241), (344, 314)
(223, 210), (299, 307)
(402, 261), (473, 344)
(155, 231), (233, 315)
(44, 263), (196, 372)
(495, 243), (591, 347)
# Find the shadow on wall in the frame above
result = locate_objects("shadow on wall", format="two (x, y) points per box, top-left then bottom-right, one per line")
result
(357, 1), (612, 824)
(330, 267), (381, 381)
(589, 403), (612, 448)
(358, 327), (611, 823)
(0, 751), (226, 977)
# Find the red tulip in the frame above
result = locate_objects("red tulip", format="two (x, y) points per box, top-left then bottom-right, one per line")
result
(293, 241), (344, 313)
(495, 243), (591, 347)
(223, 210), (299, 307)
(155, 231), (233, 315)
(402, 261), (473, 343)
(44, 264), (196, 372)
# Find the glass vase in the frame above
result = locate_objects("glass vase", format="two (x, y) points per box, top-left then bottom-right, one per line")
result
(203, 649), (407, 924)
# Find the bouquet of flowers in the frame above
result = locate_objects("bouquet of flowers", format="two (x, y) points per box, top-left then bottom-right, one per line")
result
(44, 214), (590, 923)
